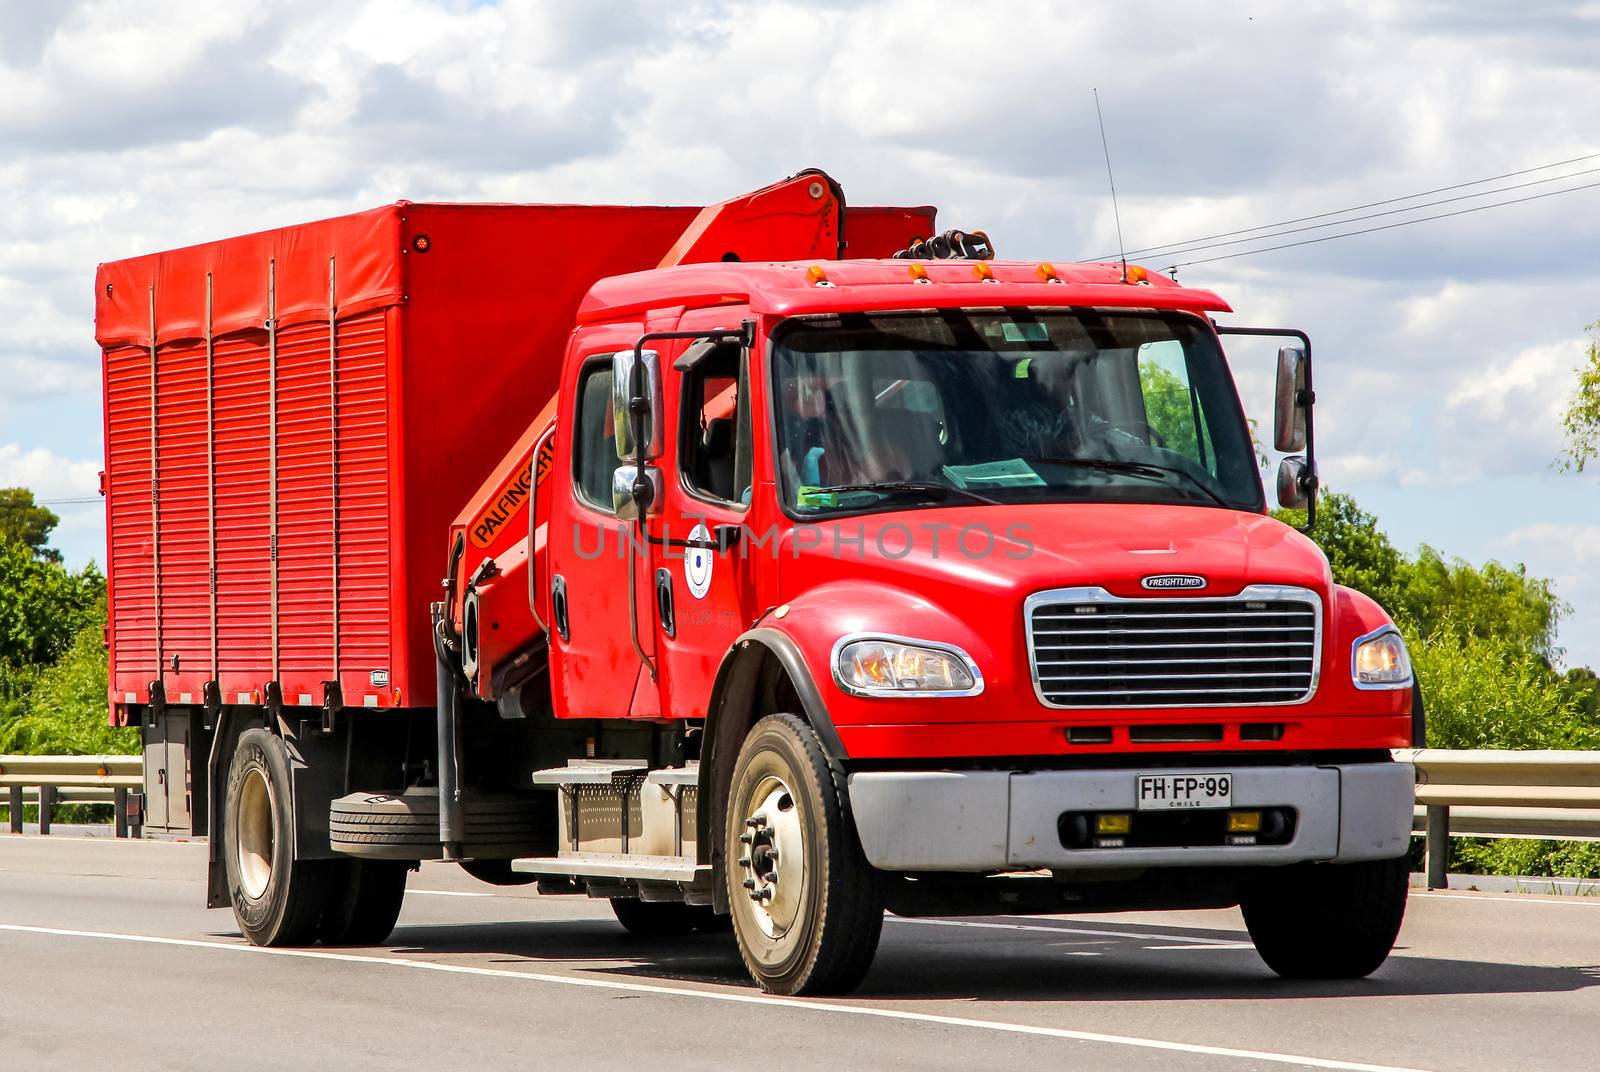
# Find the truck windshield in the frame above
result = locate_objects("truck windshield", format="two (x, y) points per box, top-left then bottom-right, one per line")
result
(770, 310), (1264, 515)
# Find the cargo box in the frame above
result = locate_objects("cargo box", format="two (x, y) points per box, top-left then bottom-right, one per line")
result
(97, 199), (934, 716)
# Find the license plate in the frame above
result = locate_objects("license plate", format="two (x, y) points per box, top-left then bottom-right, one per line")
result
(1135, 772), (1232, 811)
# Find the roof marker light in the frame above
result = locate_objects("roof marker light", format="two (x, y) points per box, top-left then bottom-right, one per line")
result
(1126, 264), (1150, 284)
(908, 263), (930, 283)
(973, 262), (995, 282)
(1035, 262), (1060, 283)
(805, 265), (829, 285)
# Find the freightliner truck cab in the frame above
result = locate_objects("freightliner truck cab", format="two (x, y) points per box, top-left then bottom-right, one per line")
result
(453, 240), (1416, 995)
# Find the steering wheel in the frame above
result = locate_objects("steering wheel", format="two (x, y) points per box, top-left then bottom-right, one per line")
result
(1089, 420), (1166, 449)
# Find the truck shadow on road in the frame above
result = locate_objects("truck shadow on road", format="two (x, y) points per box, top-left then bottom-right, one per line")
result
(376, 916), (1600, 1002)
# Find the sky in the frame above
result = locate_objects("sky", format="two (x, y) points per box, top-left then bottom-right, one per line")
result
(0, 0), (1596, 667)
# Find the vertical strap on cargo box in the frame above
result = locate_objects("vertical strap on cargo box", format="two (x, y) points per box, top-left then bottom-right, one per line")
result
(327, 255), (341, 695)
(205, 273), (219, 683)
(148, 285), (164, 688)
(267, 258), (280, 684)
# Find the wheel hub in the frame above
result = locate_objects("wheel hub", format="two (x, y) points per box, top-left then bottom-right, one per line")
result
(737, 776), (803, 939)
(235, 767), (275, 900)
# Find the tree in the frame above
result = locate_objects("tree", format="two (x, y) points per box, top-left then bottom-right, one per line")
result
(1559, 323), (1600, 473)
(0, 488), (63, 562)
(0, 540), (104, 667)
(1274, 492), (1406, 612)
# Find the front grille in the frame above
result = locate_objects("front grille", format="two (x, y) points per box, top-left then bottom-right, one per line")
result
(1027, 589), (1319, 708)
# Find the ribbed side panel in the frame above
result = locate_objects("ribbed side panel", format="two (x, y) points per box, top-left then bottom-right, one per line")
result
(213, 332), (272, 679)
(153, 339), (210, 676)
(334, 310), (391, 684)
(275, 321), (336, 682)
(105, 344), (155, 682)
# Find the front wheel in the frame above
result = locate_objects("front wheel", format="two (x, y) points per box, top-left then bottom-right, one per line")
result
(1240, 856), (1409, 979)
(724, 713), (883, 996)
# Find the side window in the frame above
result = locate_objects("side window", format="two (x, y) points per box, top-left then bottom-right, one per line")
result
(680, 344), (751, 506)
(573, 361), (617, 512)
(1137, 340), (1214, 474)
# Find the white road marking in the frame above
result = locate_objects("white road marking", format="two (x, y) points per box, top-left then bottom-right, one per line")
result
(408, 889), (493, 897)
(0, 922), (1433, 1072)
(1411, 891), (1600, 907)
(890, 916), (1246, 945)
(1143, 944), (1256, 951)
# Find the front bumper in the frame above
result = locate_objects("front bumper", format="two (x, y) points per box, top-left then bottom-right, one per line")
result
(847, 761), (1414, 872)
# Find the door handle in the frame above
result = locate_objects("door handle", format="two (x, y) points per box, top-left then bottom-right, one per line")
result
(655, 569), (676, 638)
(550, 575), (570, 642)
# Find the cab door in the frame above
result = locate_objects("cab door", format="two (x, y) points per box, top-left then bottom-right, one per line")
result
(650, 316), (761, 718)
(545, 336), (648, 719)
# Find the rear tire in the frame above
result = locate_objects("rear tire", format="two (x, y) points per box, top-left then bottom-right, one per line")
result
(1241, 856), (1409, 979)
(609, 898), (722, 936)
(724, 713), (883, 995)
(319, 860), (410, 946)
(223, 728), (330, 947)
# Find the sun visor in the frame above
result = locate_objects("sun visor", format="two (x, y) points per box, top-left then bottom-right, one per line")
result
(95, 204), (406, 347)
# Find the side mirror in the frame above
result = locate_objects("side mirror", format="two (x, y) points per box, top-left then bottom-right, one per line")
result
(1276, 455), (1314, 511)
(613, 348), (663, 461)
(613, 464), (663, 521)
(1273, 346), (1308, 453)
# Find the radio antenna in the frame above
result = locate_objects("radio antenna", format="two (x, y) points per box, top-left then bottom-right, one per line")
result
(1093, 88), (1129, 283)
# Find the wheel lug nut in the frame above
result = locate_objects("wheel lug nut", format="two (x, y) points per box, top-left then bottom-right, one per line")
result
(738, 832), (753, 844)
(742, 878), (756, 890)
(746, 814), (766, 828)
(737, 856), (751, 867)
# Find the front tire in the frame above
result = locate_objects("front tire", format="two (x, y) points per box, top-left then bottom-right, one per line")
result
(724, 713), (883, 995)
(223, 728), (330, 946)
(1240, 856), (1409, 979)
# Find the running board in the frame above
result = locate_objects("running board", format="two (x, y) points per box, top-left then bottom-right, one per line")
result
(510, 853), (706, 884)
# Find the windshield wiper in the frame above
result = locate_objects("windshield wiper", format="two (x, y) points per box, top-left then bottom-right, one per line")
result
(1027, 457), (1230, 509)
(804, 481), (1001, 507)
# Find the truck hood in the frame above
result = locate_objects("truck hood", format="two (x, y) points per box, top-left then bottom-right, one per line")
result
(778, 502), (1332, 604)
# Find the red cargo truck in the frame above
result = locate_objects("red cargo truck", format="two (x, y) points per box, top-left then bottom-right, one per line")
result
(98, 171), (1419, 995)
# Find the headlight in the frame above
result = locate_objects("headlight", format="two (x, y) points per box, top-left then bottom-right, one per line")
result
(1351, 626), (1412, 689)
(832, 635), (983, 697)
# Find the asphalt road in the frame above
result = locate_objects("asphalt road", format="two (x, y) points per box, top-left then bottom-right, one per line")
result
(2, 835), (1597, 1071)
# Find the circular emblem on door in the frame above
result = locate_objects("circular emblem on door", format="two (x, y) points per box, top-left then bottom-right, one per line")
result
(685, 522), (713, 600)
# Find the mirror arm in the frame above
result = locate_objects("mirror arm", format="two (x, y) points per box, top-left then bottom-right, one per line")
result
(1215, 324), (1317, 532)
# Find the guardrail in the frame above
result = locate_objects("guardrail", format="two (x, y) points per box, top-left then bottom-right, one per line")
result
(4, 751), (1597, 882)
(1399, 748), (1600, 888)
(0, 755), (142, 838)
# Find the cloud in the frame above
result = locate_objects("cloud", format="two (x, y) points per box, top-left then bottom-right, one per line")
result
(0, 1), (1596, 661)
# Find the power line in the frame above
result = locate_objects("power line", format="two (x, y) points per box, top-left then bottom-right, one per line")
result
(1092, 150), (1600, 262)
(1144, 163), (1600, 262)
(33, 496), (100, 505)
(1168, 174), (1600, 269)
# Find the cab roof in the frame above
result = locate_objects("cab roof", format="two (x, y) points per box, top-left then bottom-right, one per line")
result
(576, 258), (1232, 324)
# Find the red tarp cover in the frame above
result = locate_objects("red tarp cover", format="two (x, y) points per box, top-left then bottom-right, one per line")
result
(95, 205), (405, 347)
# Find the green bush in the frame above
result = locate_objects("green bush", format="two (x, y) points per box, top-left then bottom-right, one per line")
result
(1411, 625), (1595, 750)
(0, 613), (136, 756)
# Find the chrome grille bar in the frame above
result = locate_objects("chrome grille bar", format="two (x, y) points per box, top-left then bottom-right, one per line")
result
(1024, 585), (1322, 709)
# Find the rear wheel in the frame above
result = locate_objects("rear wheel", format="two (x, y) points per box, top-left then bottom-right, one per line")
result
(724, 713), (883, 995)
(319, 860), (410, 946)
(1240, 856), (1409, 979)
(223, 729), (330, 946)
(609, 898), (723, 936)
